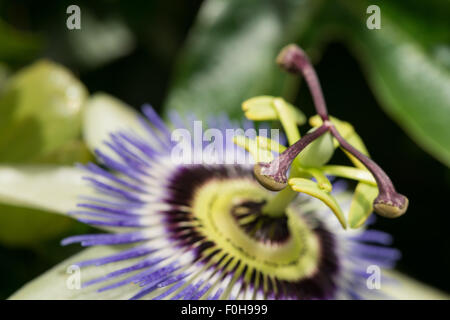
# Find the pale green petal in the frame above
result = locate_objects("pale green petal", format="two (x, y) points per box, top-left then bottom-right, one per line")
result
(382, 270), (449, 300)
(83, 93), (144, 155)
(12, 249), (448, 300)
(9, 246), (142, 300)
(0, 165), (87, 214)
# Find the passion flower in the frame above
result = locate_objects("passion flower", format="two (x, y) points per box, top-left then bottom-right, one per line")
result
(51, 103), (400, 300)
(6, 44), (412, 300)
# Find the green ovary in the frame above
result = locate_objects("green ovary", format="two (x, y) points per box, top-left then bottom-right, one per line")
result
(192, 178), (320, 282)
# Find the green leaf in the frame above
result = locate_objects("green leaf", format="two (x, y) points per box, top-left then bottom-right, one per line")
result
(65, 12), (135, 69)
(289, 177), (346, 228)
(0, 60), (88, 163)
(0, 63), (10, 92)
(163, 0), (322, 120)
(348, 182), (379, 229)
(344, 1), (450, 166)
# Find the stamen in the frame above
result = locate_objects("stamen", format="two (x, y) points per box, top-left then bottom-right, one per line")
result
(277, 44), (329, 121)
(254, 124), (330, 191)
(255, 43), (408, 218)
(329, 126), (408, 218)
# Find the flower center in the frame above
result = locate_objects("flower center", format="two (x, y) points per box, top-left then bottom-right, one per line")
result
(231, 200), (290, 243)
(164, 165), (321, 282)
(192, 178), (320, 281)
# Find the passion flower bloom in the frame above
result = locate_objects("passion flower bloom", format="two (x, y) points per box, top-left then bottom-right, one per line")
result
(3, 45), (445, 300)
(2, 95), (442, 300)
(13, 102), (399, 300)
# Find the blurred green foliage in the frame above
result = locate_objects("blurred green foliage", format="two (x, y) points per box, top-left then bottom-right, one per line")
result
(0, 20), (40, 66)
(164, 0), (321, 119)
(0, 204), (75, 247)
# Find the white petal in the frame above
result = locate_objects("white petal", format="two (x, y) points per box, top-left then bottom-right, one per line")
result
(382, 270), (449, 300)
(83, 93), (144, 155)
(9, 246), (142, 300)
(0, 165), (88, 214)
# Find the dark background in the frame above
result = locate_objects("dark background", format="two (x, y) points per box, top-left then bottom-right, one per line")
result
(0, 0), (448, 298)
